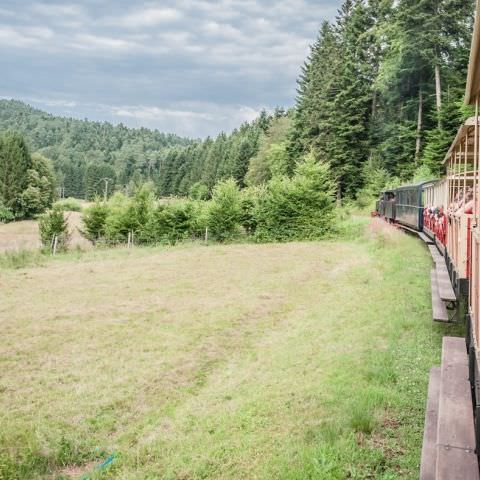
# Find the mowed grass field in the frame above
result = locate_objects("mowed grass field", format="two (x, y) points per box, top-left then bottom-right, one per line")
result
(0, 221), (460, 479)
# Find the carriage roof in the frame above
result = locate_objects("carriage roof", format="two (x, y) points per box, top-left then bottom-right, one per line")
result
(394, 180), (438, 191)
(466, 0), (480, 105)
(442, 117), (477, 164)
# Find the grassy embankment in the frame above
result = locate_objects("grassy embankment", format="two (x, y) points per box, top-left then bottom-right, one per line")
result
(0, 219), (462, 479)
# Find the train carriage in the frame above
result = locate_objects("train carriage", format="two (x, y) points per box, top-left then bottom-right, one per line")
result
(422, 179), (448, 247)
(394, 181), (434, 231)
(442, 125), (476, 290)
(463, 4), (480, 459)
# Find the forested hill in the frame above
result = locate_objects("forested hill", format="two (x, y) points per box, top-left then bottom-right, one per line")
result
(0, 100), (287, 200)
(0, 100), (194, 198)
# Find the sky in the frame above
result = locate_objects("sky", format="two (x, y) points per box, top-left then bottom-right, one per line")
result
(0, 0), (341, 138)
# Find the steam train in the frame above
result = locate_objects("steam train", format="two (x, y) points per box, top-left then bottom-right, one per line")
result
(375, 139), (475, 298)
(374, 146), (480, 478)
(375, 2), (480, 476)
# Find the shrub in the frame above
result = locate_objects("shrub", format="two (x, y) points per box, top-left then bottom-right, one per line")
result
(355, 160), (391, 210)
(104, 186), (156, 243)
(189, 182), (209, 200)
(207, 179), (243, 242)
(240, 186), (262, 235)
(81, 200), (109, 244)
(18, 153), (57, 218)
(0, 249), (45, 269)
(20, 185), (44, 217)
(104, 192), (134, 243)
(54, 197), (82, 212)
(188, 200), (209, 238)
(412, 164), (435, 183)
(0, 200), (14, 223)
(140, 200), (194, 245)
(38, 206), (70, 251)
(128, 182), (156, 230)
(255, 153), (336, 242)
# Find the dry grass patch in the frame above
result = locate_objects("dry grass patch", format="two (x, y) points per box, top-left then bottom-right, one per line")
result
(0, 212), (90, 253)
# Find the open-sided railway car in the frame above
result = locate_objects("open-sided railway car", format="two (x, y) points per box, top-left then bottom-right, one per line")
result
(422, 179), (448, 249)
(441, 117), (477, 292)
(382, 2), (480, 475)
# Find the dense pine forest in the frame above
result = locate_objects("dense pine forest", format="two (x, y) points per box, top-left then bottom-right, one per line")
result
(0, 0), (476, 203)
(291, 0), (476, 197)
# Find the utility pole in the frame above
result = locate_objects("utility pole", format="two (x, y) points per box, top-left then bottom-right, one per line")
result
(101, 178), (110, 202)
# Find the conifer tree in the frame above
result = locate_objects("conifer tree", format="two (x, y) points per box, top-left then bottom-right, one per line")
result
(0, 131), (33, 216)
(289, 1), (376, 197)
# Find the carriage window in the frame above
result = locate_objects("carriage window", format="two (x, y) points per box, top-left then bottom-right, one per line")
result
(408, 189), (416, 205)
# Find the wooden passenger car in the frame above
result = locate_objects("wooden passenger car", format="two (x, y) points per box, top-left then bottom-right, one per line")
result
(431, 0), (480, 473)
(463, 1), (480, 455)
(441, 118), (477, 290)
(423, 180), (447, 245)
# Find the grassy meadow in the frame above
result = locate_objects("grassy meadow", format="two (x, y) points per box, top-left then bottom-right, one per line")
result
(0, 220), (461, 479)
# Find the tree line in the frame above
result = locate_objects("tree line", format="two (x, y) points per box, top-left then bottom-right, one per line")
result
(65, 153), (335, 249)
(0, 100), (291, 202)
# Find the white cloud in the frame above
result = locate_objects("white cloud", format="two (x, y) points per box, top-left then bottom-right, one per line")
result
(32, 3), (84, 17)
(107, 7), (183, 28)
(22, 26), (54, 40)
(68, 33), (138, 52)
(0, 8), (15, 17)
(104, 101), (264, 137)
(0, 95), (78, 108)
(36, 98), (77, 108)
(112, 105), (216, 121)
(0, 26), (47, 47)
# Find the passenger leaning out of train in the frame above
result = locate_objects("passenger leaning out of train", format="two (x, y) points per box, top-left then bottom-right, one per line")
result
(425, 205), (437, 229)
(436, 206), (447, 244)
(448, 189), (464, 214)
(438, 206), (445, 220)
(456, 187), (474, 215)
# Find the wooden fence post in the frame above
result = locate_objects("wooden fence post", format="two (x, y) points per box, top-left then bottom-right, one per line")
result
(127, 231), (134, 249)
(52, 235), (58, 255)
